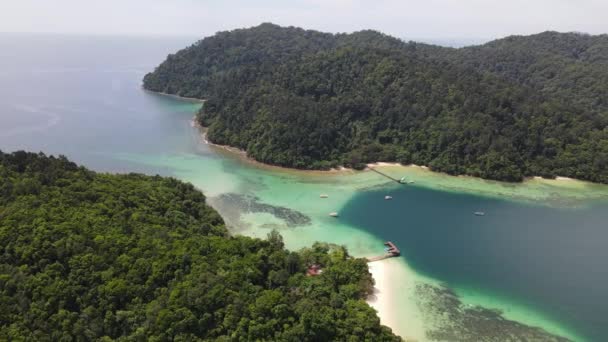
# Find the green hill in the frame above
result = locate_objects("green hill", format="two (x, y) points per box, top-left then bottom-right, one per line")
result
(0, 151), (399, 341)
(144, 24), (608, 183)
(420, 31), (608, 116)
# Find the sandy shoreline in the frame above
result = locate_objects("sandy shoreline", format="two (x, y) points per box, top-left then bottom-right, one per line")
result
(555, 176), (574, 181)
(191, 120), (608, 206)
(192, 119), (358, 175)
(367, 259), (426, 341)
(193, 119), (435, 176)
(197, 131), (586, 186)
(366, 261), (396, 331)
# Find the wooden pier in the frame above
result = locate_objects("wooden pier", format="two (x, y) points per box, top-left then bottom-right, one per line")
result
(366, 241), (401, 262)
(369, 168), (404, 184)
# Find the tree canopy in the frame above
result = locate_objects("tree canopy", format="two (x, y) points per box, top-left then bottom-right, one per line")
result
(144, 23), (608, 183)
(0, 151), (398, 341)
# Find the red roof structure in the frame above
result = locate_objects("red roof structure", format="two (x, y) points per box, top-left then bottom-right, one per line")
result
(306, 264), (322, 276)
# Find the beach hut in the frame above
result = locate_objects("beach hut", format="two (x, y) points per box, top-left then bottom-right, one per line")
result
(306, 264), (322, 276)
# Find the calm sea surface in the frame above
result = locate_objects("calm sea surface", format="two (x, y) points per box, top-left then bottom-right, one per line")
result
(0, 34), (607, 341)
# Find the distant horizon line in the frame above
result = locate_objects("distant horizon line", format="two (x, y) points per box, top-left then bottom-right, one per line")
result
(1, 26), (604, 49)
(0, 30), (493, 46)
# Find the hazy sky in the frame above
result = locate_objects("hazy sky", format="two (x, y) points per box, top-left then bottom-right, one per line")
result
(2, 0), (607, 41)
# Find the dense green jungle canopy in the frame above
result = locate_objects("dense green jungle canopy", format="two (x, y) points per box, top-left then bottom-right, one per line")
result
(0, 151), (398, 341)
(144, 23), (608, 183)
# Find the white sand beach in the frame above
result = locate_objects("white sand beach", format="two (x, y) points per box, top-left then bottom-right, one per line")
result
(367, 259), (427, 341)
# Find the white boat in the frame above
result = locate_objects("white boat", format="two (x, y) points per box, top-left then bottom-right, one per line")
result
(474, 211), (485, 216)
(385, 195), (393, 200)
(399, 177), (414, 184)
(329, 212), (339, 217)
(320, 194), (328, 198)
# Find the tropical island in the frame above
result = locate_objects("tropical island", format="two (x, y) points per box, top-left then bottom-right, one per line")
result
(0, 151), (399, 341)
(143, 23), (608, 184)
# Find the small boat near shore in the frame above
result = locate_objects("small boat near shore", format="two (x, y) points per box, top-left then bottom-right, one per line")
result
(385, 195), (393, 200)
(399, 177), (415, 184)
(320, 194), (328, 198)
(474, 211), (485, 216)
(329, 212), (339, 217)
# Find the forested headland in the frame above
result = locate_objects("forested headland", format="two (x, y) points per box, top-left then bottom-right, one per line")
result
(144, 23), (608, 183)
(0, 151), (399, 341)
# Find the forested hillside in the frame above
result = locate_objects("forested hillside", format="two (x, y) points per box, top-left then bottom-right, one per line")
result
(0, 151), (399, 341)
(144, 23), (608, 183)
(420, 31), (608, 115)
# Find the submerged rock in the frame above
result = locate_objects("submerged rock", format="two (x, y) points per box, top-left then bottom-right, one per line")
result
(212, 193), (311, 228)
(415, 283), (571, 342)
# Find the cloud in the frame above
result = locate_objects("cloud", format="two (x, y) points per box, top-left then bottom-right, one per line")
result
(1, 0), (606, 40)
